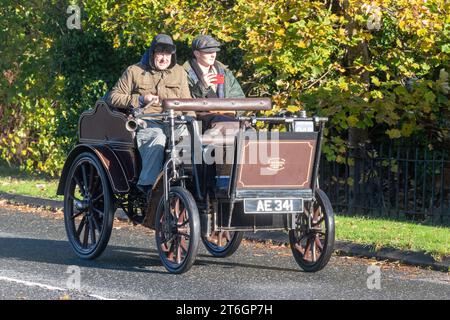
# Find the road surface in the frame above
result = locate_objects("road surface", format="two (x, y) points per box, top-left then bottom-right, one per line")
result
(0, 203), (448, 300)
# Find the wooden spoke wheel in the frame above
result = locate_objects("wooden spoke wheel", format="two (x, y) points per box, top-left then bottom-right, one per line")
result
(63, 152), (115, 260)
(64, 152), (114, 259)
(289, 189), (335, 272)
(155, 186), (200, 274)
(202, 231), (243, 258)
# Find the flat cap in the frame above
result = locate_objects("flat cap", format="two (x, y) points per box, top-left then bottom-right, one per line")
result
(192, 35), (221, 53)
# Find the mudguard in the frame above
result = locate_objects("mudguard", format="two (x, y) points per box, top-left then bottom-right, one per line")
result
(57, 144), (130, 195)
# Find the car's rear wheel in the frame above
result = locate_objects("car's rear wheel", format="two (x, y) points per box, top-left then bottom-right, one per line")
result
(289, 189), (335, 272)
(202, 231), (243, 258)
(64, 152), (115, 260)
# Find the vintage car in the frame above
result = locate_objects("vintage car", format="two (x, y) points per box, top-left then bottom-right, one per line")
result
(57, 98), (335, 274)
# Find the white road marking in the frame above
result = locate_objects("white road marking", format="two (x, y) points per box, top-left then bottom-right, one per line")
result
(0, 276), (113, 300)
(88, 294), (115, 300)
(0, 276), (65, 291)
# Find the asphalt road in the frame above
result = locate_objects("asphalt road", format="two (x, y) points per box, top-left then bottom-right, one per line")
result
(0, 204), (448, 300)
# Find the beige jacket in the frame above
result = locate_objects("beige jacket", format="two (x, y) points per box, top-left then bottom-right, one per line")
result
(105, 62), (194, 116)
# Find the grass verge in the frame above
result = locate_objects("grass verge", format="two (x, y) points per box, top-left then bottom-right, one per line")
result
(336, 215), (449, 260)
(0, 164), (62, 201)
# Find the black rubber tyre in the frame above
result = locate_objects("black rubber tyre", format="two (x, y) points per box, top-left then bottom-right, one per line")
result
(289, 189), (335, 272)
(63, 152), (115, 260)
(202, 231), (243, 258)
(155, 186), (200, 274)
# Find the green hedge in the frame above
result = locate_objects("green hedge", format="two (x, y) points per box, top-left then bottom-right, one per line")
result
(1, 0), (449, 176)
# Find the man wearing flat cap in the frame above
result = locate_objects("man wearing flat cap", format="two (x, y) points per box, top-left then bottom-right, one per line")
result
(183, 35), (244, 99)
(183, 35), (245, 202)
(183, 35), (245, 129)
(106, 34), (194, 223)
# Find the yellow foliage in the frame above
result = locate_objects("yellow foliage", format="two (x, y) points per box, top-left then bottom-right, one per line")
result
(1, 0), (449, 175)
(347, 115), (359, 127)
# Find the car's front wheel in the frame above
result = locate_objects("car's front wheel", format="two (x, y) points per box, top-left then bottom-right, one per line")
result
(289, 189), (335, 272)
(155, 186), (200, 274)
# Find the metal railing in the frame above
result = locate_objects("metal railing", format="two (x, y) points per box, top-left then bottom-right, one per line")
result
(319, 143), (450, 224)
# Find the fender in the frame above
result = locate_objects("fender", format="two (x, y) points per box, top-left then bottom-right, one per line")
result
(57, 144), (130, 195)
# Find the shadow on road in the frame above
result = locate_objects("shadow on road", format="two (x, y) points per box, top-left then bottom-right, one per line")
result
(0, 237), (168, 274)
(0, 237), (302, 274)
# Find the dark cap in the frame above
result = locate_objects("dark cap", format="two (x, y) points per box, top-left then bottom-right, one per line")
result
(151, 34), (176, 54)
(192, 35), (221, 53)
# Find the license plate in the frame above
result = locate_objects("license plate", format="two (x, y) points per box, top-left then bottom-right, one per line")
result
(294, 121), (314, 132)
(244, 198), (303, 214)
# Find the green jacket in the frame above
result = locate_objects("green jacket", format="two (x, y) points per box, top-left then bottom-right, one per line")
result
(182, 60), (245, 99)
